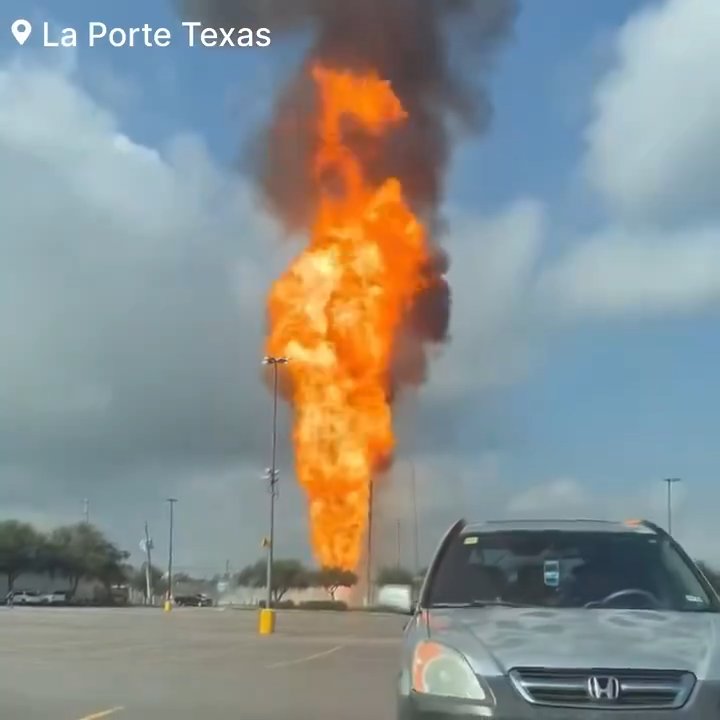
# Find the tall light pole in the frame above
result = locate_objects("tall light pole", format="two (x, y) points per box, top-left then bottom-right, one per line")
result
(396, 519), (402, 569)
(166, 498), (178, 609)
(409, 460), (420, 575)
(262, 355), (288, 612)
(143, 521), (154, 605)
(663, 478), (681, 535)
(366, 481), (374, 607)
(83, 498), (89, 525)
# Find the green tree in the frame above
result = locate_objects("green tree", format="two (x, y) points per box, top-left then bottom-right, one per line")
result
(173, 572), (202, 584)
(376, 565), (415, 586)
(96, 550), (131, 597)
(35, 535), (64, 580)
(128, 563), (166, 599)
(236, 558), (311, 602)
(0, 521), (44, 592)
(236, 560), (263, 587)
(313, 566), (358, 600)
(48, 524), (128, 596)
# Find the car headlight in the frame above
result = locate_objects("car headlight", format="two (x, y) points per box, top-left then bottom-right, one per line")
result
(411, 641), (494, 703)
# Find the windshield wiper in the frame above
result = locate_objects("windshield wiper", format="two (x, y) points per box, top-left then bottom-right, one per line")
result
(470, 600), (538, 608)
(431, 600), (537, 609)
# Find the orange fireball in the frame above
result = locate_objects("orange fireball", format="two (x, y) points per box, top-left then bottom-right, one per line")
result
(266, 65), (430, 570)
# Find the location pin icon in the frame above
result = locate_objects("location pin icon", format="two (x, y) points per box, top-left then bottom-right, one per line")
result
(11, 19), (32, 46)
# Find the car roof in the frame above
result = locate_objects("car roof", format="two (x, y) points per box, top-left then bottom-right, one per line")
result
(462, 519), (658, 535)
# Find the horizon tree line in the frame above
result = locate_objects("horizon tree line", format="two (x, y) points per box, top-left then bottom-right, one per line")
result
(9, 518), (715, 603)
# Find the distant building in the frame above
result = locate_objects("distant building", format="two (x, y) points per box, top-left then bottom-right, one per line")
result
(217, 585), (352, 607)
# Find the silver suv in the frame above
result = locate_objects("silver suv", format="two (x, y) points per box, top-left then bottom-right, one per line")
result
(396, 519), (720, 718)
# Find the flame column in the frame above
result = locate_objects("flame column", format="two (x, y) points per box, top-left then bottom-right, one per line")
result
(261, 356), (288, 628)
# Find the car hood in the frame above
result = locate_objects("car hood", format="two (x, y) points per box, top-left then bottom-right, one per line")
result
(428, 607), (720, 679)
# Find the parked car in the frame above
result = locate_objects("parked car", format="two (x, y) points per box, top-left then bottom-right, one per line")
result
(7, 590), (43, 605)
(174, 593), (214, 607)
(395, 518), (720, 719)
(109, 584), (129, 605)
(41, 590), (70, 605)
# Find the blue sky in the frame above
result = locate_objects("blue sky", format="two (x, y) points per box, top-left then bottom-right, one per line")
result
(1, 0), (643, 189)
(450, 0), (645, 213)
(1, 0), (719, 569)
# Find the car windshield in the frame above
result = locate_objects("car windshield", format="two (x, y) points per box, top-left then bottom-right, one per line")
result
(426, 529), (718, 612)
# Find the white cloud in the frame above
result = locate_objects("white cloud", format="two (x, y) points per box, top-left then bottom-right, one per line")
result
(538, 224), (720, 318)
(542, 0), (720, 320)
(428, 198), (545, 394)
(503, 476), (720, 566)
(372, 451), (505, 566)
(507, 478), (590, 517)
(0, 55), (542, 572)
(586, 0), (720, 224)
(0, 57), (283, 453)
(0, 56), (296, 570)
(504, 477), (671, 529)
(5, 0), (720, 574)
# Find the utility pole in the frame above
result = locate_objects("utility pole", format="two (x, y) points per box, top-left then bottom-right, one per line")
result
(83, 498), (89, 525)
(261, 356), (288, 613)
(396, 519), (402, 569)
(366, 482), (374, 606)
(143, 521), (153, 605)
(663, 478), (681, 535)
(166, 498), (178, 609)
(225, 559), (230, 579)
(410, 460), (420, 575)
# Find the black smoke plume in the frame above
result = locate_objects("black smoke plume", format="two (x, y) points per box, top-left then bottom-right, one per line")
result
(181, 0), (517, 387)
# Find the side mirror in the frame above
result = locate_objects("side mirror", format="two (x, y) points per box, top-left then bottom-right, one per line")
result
(376, 584), (414, 614)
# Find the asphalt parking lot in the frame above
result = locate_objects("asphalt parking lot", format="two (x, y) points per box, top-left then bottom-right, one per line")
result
(0, 606), (407, 719)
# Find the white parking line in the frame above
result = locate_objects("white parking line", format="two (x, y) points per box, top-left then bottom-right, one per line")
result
(265, 644), (344, 669)
(76, 706), (123, 720)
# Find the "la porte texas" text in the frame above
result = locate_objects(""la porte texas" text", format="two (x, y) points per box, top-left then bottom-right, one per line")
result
(43, 21), (271, 48)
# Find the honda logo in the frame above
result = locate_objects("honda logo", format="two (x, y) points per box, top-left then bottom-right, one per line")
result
(587, 676), (621, 701)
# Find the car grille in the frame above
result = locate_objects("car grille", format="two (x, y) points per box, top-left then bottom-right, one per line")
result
(508, 667), (695, 709)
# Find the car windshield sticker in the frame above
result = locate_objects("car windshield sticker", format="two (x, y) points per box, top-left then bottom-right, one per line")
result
(543, 560), (560, 587)
(686, 595), (704, 603)
(463, 536), (478, 545)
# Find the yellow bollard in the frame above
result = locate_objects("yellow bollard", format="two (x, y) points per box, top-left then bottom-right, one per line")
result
(164, 600), (172, 612)
(258, 608), (275, 635)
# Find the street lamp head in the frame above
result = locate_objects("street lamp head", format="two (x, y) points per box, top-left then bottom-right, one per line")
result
(262, 356), (289, 365)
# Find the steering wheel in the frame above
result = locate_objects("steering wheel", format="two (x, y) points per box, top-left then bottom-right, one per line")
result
(584, 588), (662, 609)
